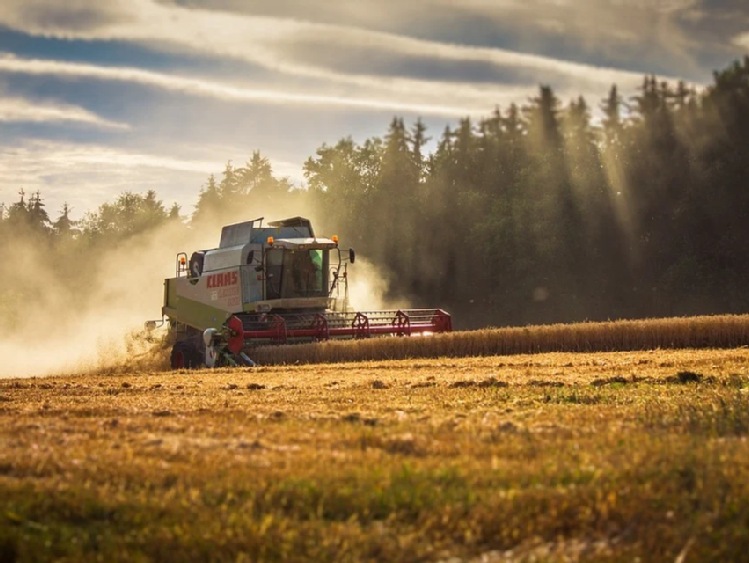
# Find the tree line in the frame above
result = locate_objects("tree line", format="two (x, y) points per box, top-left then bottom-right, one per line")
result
(3, 56), (749, 329)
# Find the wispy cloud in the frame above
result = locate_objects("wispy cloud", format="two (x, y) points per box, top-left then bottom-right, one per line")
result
(734, 32), (749, 49)
(0, 139), (217, 214)
(0, 53), (534, 117)
(418, 0), (747, 80)
(0, 138), (303, 217)
(0, 0), (675, 112)
(0, 95), (128, 128)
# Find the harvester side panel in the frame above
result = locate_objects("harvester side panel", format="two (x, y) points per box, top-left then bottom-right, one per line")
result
(163, 264), (336, 333)
(162, 267), (242, 331)
(163, 278), (176, 312)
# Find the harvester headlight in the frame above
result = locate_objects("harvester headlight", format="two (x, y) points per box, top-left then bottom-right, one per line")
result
(266, 236), (274, 245)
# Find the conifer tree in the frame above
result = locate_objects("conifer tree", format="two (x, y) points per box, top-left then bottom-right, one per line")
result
(52, 203), (79, 238)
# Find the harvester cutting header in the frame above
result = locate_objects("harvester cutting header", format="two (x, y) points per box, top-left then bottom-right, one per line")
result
(151, 217), (452, 368)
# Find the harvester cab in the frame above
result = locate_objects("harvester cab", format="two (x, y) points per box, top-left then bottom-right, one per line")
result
(154, 217), (451, 369)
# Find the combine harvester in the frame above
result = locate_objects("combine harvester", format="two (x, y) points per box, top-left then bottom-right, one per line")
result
(148, 217), (452, 368)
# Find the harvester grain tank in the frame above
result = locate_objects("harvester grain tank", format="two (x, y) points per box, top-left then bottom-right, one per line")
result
(152, 217), (452, 368)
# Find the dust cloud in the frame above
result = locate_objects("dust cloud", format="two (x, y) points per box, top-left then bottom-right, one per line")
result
(0, 200), (393, 378)
(345, 257), (409, 313)
(0, 221), (204, 378)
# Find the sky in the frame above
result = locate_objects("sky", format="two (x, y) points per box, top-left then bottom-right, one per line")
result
(1, 0), (748, 221)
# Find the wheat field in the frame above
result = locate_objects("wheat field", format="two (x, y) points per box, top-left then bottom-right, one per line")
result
(2, 348), (749, 561)
(252, 313), (749, 365)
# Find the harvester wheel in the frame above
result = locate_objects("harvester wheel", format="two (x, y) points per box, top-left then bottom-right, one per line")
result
(170, 341), (203, 369)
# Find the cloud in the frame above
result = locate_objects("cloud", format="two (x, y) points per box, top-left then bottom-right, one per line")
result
(425, 0), (745, 79)
(154, 0), (732, 83)
(735, 32), (749, 49)
(0, 53), (499, 117)
(0, 95), (128, 128)
(0, 0), (738, 90)
(0, 0), (130, 36)
(0, 0), (678, 113)
(0, 138), (305, 219)
(0, 139), (217, 216)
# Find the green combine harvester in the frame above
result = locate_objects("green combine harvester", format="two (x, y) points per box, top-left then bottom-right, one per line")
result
(148, 217), (452, 368)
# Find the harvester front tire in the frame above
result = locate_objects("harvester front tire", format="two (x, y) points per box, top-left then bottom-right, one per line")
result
(170, 341), (202, 369)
